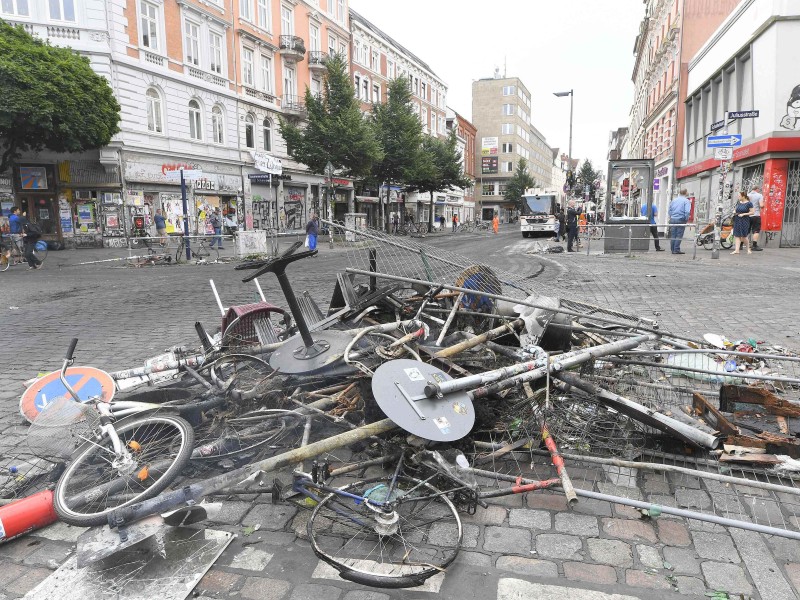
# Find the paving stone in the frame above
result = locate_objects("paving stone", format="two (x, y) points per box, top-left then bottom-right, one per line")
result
(600, 518), (657, 543)
(597, 483), (642, 500)
(211, 501), (254, 525)
(786, 563), (800, 594)
(428, 522), (479, 549)
(601, 465), (638, 488)
(657, 520), (691, 546)
(483, 526), (531, 554)
(635, 544), (661, 569)
(612, 504), (643, 520)
(730, 528), (796, 600)
(675, 576), (706, 596)
(748, 498), (784, 524)
(0, 561), (28, 586)
(290, 583), (343, 600)
(686, 519), (726, 533)
(495, 556), (558, 578)
(663, 547), (701, 575)
(624, 569), (673, 591)
(0, 538), (42, 561)
(668, 472), (702, 490)
(768, 535), (800, 562)
(455, 551), (492, 567)
(508, 508), (552, 530)
(242, 503), (299, 531)
(691, 531), (740, 563)
(22, 540), (74, 569)
(643, 478), (671, 495)
(197, 569), (244, 595)
(571, 497), (613, 517)
(533, 533), (582, 560)
(35, 522), (87, 542)
(675, 488), (712, 510)
(563, 561), (617, 585)
(700, 561), (753, 595)
(463, 504), (507, 525)
(241, 577), (292, 600)
(497, 578), (643, 600)
(4, 566), (52, 596)
(526, 492), (568, 511)
(488, 493), (524, 508)
(229, 546), (274, 571)
(342, 591), (390, 600)
(587, 538), (633, 567)
(554, 512), (599, 537)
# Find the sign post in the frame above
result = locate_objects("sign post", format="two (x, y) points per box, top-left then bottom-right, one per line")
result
(181, 170), (191, 260)
(711, 111), (730, 260)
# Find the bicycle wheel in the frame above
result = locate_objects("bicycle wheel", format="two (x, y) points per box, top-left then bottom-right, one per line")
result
(210, 354), (274, 398)
(345, 332), (419, 375)
(308, 475), (462, 589)
(193, 408), (304, 460)
(0, 252), (9, 272)
(720, 234), (733, 249)
(33, 240), (48, 263)
(207, 244), (220, 262)
(54, 414), (194, 527)
(591, 226), (604, 240)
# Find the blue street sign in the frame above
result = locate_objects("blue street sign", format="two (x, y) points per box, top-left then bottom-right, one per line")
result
(729, 110), (759, 119)
(707, 134), (742, 148)
(710, 120), (725, 132)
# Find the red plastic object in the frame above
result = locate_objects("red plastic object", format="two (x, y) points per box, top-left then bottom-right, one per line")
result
(0, 490), (58, 543)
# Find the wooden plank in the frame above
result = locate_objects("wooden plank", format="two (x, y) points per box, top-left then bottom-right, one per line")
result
(692, 392), (737, 435)
(720, 384), (800, 418)
(719, 453), (782, 465)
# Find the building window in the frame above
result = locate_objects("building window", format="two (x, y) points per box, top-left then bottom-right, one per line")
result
(146, 88), (163, 133)
(502, 104), (514, 116)
(387, 59), (395, 78)
(188, 99), (202, 140)
(1, 0), (28, 16)
(257, 0), (270, 29)
(371, 50), (379, 71)
(240, 0), (252, 21)
(354, 74), (360, 98)
(281, 5), (293, 35)
(502, 161), (513, 173)
(242, 47), (254, 86)
(283, 64), (296, 96)
(328, 33), (337, 58)
(245, 114), (255, 148)
(310, 77), (321, 98)
(502, 85), (515, 96)
(49, 0), (75, 21)
(498, 183), (508, 195)
(309, 23), (320, 52)
(261, 55), (273, 93)
(501, 123), (513, 134)
(502, 142), (513, 153)
(372, 83), (380, 103)
(482, 184), (494, 196)
(362, 78), (369, 102)
(337, 0), (344, 21)
(421, 108), (428, 130)
(184, 20), (200, 66)
(263, 118), (272, 151)
(209, 31), (223, 74)
(420, 82), (427, 100)
(139, 1), (159, 51)
(211, 105), (224, 144)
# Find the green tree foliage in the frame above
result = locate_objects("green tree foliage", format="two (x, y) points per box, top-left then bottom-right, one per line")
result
(575, 159), (603, 199)
(370, 77), (424, 229)
(0, 21), (121, 173)
(504, 158), (536, 212)
(279, 53), (382, 179)
(406, 129), (472, 231)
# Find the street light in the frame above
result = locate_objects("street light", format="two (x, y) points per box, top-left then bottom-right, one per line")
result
(324, 161), (334, 248)
(553, 90), (573, 198)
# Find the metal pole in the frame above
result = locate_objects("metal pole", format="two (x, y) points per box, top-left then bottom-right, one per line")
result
(181, 170), (191, 261)
(568, 90), (573, 192)
(712, 110), (729, 260)
(627, 225), (633, 257)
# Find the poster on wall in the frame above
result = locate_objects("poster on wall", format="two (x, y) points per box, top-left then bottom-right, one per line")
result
(160, 193), (185, 234)
(1, 199), (14, 217)
(195, 195), (220, 235)
(481, 137), (498, 157)
(77, 203), (95, 232)
(60, 206), (73, 234)
(19, 167), (48, 190)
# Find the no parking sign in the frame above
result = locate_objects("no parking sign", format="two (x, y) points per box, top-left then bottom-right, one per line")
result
(20, 367), (115, 423)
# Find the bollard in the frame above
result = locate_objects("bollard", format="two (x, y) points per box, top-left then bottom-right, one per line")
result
(692, 225), (698, 260)
(369, 248), (377, 293)
(627, 226), (633, 258)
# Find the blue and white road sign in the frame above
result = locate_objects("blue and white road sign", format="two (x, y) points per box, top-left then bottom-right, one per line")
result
(707, 134), (742, 148)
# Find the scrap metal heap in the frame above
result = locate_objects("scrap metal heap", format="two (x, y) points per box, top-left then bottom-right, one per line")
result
(3, 220), (800, 594)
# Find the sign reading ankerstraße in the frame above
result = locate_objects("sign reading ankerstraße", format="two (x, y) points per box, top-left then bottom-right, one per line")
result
(251, 151), (283, 175)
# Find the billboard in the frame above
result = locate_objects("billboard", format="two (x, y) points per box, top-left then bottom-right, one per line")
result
(481, 137), (498, 157)
(481, 157), (498, 175)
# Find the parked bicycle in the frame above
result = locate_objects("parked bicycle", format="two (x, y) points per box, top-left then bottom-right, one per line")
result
(175, 236), (220, 263)
(0, 235), (48, 271)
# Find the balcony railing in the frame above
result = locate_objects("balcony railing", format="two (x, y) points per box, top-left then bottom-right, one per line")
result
(187, 67), (227, 87)
(308, 51), (329, 70)
(144, 51), (165, 66)
(281, 94), (306, 116)
(245, 87), (277, 104)
(279, 35), (306, 61)
(47, 26), (80, 39)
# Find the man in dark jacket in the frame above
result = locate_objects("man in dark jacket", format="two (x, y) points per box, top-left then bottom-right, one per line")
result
(566, 200), (579, 252)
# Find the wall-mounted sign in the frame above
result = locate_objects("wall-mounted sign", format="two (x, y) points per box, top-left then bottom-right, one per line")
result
(251, 152), (283, 175)
(481, 137), (498, 157)
(19, 167), (48, 190)
(194, 178), (217, 191)
(481, 157), (498, 175)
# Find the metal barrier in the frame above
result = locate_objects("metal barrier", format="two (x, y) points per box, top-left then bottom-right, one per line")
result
(579, 223), (700, 259)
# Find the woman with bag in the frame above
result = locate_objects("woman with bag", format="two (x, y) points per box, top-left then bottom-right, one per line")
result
(305, 211), (319, 251)
(731, 191), (753, 255)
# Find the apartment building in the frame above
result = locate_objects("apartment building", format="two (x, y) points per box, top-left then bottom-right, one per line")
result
(529, 125), (554, 190)
(444, 108), (477, 223)
(676, 0), (800, 247)
(1, 0), (351, 247)
(627, 0), (737, 224)
(472, 72), (536, 222)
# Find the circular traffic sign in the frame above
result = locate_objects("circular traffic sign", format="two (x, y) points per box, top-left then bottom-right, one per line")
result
(20, 367), (115, 423)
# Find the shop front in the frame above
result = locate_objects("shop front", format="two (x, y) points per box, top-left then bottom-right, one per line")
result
(12, 164), (61, 245)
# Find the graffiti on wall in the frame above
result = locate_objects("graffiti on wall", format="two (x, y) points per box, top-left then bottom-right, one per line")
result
(780, 85), (800, 131)
(251, 196), (277, 231)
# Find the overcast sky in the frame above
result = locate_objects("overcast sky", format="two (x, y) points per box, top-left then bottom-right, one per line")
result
(349, 0), (644, 172)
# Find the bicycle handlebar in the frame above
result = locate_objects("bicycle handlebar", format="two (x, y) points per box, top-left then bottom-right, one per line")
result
(66, 338), (78, 361)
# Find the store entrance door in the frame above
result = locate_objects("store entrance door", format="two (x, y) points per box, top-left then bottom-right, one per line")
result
(20, 195), (59, 241)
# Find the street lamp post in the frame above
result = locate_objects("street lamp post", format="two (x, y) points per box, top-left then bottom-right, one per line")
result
(324, 161), (334, 249)
(553, 90), (574, 199)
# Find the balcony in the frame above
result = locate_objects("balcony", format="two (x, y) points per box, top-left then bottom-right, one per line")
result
(281, 94), (306, 117)
(308, 51), (329, 72)
(244, 86), (277, 104)
(187, 67), (228, 87)
(279, 35), (306, 62)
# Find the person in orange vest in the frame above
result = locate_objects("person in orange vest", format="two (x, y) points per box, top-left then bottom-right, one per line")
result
(492, 213), (499, 234)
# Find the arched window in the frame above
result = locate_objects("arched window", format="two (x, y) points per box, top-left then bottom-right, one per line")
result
(189, 99), (202, 140)
(262, 118), (272, 151)
(146, 88), (163, 133)
(211, 105), (224, 144)
(245, 114), (255, 148)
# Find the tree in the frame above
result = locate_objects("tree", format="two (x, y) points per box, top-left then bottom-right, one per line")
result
(406, 129), (472, 232)
(370, 77), (424, 230)
(575, 159), (603, 200)
(0, 21), (121, 173)
(279, 53), (382, 184)
(504, 158), (536, 213)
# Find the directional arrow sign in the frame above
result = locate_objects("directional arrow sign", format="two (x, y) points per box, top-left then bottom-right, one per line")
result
(707, 134), (742, 148)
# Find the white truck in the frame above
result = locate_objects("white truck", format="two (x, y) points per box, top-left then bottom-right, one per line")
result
(520, 192), (558, 238)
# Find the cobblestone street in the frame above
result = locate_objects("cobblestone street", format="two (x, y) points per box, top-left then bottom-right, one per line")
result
(1, 231), (799, 599)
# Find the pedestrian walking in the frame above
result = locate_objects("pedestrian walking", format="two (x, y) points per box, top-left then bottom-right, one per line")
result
(8, 206), (23, 251)
(452, 214), (458, 233)
(667, 188), (692, 254)
(154, 209), (167, 246)
(305, 211), (319, 251)
(748, 185), (765, 251)
(566, 200), (579, 252)
(557, 207), (566, 241)
(640, 203), (664, 251)
(731, 191), (754, 255)
(492, 213), (499, 234)
(208, 208), (224, 249)
(391, 213), (399, 234)
(20, 215), (43, 270)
